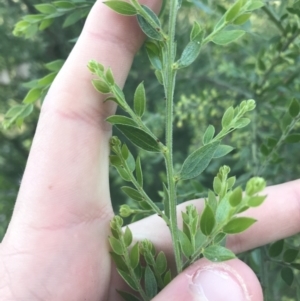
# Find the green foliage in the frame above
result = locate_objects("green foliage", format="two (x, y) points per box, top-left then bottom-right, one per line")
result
(2, 0), (300, 300)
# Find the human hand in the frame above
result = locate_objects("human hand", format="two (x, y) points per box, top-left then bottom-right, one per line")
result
(0, 1), (299, 300)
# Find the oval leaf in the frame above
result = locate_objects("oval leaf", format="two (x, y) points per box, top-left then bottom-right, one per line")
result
(289, 98), (300, 118)
(268, 239), (284, 257)
(281, 267), (294, 286)
(121, 186), (143, 201)
(123, 226), (133, 247)
(115, 124), (161, 152)
(103, 1), (137, 15)
(130, 242), (140, 269)
(137, 6), (162, 41)
(212, 30), (245, 45)
(285, 134), (300, 143)
(202, 125), (215, 145)
(117, 269), (139, 291)
(178, 230), (193, 258)
(177, 40), (202, 68)
(200, 204), (215, 236)
(179, 141), (219, 180)
(109, 236), (124, 255)
(134, 82), (146, 117)
(203, 245), (236, 262)
(106, 115), (137, 127)
(213, 145), (234, 158)
(23, 88), (42, 104)
(156, 251), (167, 274)
(145, 266), (157, 299)
(223, 217), (256, 234)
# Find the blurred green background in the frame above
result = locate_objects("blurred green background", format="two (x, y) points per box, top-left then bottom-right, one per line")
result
(0, 0), (300, 299)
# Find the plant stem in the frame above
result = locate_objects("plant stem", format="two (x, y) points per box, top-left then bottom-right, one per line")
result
(163, 0), (182, 273)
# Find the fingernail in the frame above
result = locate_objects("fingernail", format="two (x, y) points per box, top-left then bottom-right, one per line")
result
(189, 264), (251, 301)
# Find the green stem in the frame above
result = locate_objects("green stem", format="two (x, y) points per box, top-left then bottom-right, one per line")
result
(163, 0), (182, 273)
(121, 237), (149, 301)
(121, 156), (169, 223)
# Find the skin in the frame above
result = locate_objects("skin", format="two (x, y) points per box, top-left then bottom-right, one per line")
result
(0, 0), (299, 300)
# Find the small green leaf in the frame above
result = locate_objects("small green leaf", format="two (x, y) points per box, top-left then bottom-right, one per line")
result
(283, 249), (299, 263)
(200, 203), (215, 236)
(145, 41), (162, 70)
(145, 266), (157, 299)
(195, 229), (207, 250)
(106, 115), (137, 127)
(39, 18), (54, 30)
(110, 252), (129, 272)
(116, 125), (161, 152)
(137, 5), (163, 41)
(163, 270), (172, 286)
(38, 72), (57, 87)
(227, 176), (236, 190)
(213, 145), (234, 158)
(177, 40), (202, 68)
(269, 239), (284, 257)
(117, 269), (139, 291)
(35, 4), (57, 14)
(179, 141), (220, 180)
(235, 118), (251, 128)
(117, 290), (141, 301)
(53, 1), (76, 9)
(63, 9), (85, 27)
(213, 176), (222, 195)
(103, 1), (137, 16)
(156, 251), (167, 274)
(202, 125), (215, 145)
(92, 79), (110, 93)
(123, 226), (133, 247)
(106, 68), (115, 85)
(289, 98), (300, 117)
(23, 88), (42, 104)
(248, 195), (266, 207)
(114, 165), (131, 181)
(121, 186), (143, 201)
(134, 82), (146, 117)
(229, 187), (243, 207)
(222, 107), (234, 128)
(281, 267), (294, 286)
(216, 196), (233, 224)
(223, 217), (256, 234)
(247, 1), (265, 11)
(135, 157), (143, 187)
(190, 21), (202, 41)
(155, 70), (163, 84)
(45, 59), (64, 72)
(212, 30), (245, 45)
(203, 245), (236, 262)
(285, 134), (300, 143)
(130, 242), (140, 269)
(178, 230), (193, 257)
(225, 1), (242, 22)
(109, 236), (124, 255)
(233, 13), (251, 25)
(208, 190), (218, 212)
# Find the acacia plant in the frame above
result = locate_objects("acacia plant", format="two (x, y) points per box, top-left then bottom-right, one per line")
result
(5, 0), (300, 300)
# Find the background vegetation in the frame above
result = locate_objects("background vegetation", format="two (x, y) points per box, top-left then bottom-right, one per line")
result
(0, 0), (299, 299)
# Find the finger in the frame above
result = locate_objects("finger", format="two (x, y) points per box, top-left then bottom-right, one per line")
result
(7, 0), (161, 230)
(152, 258), (263, 301)
(129, 179), (300, 256)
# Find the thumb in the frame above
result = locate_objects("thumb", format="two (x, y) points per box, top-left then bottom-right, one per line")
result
(153, 259), (263, 301)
